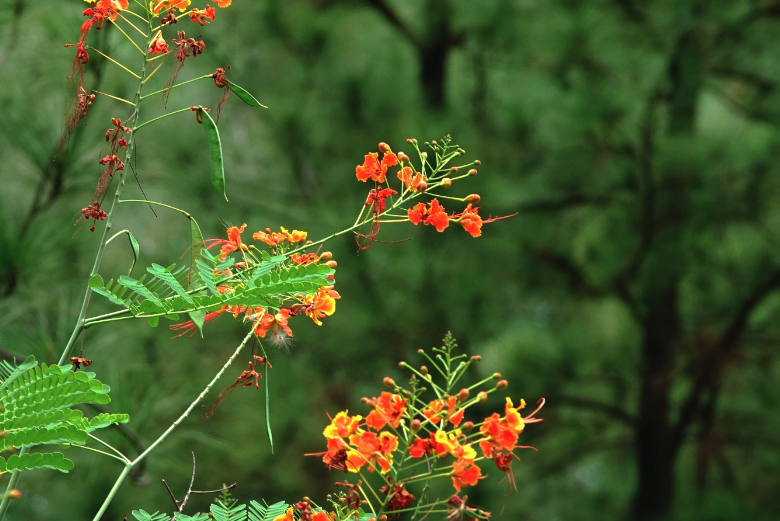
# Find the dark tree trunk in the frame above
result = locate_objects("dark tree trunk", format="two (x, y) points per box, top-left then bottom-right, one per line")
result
(632, 286), (680, 519)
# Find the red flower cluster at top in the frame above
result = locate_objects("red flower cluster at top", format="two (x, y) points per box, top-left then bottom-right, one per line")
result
(351, 138), (516, 250)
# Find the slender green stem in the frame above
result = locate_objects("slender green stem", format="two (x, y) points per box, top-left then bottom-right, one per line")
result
(89, 47), (141, 79)
(133, 107), (192, 132)
(119, 199), (192, 217)
(92, 464), (132, 521)
(91, 328), (255, 519)
(92, 90), (135, 106)
(140, 74), (212, 100)
(87, 433), (131, 463)
(66, 444), (128, 464)
(110, 20), (146, 56)
(116, 14), (148, 37)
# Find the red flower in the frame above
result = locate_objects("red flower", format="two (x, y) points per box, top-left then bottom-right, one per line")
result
(253, 230), (287, 247)
(364, 188), (397, 214)
(451, 458), (482, 492)
(152, 0), (190, 15)
(190, 6), (216, 25)
(379, 483), (415, 511)
(169, 306), (228, 338)
(148, 36), (168, 55)
(456, 204), (482, 237)
(356, 151), (397, 183)
(208, 223), (247, 260)
(408, 199), (449, 232)
(423, 395), (464, 426)
(365, 392), (407, 430)
(397, 166), (427, 191)
(253, 308), (293, 338)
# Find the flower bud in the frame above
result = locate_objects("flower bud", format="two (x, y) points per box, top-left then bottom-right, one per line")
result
(475, 160), (481, 165)
(424, 141), (430, 146)
(398, 361), (407, 368)
(434, 146), (441, 152)
(493, 372), (502, 380)
(415, 181), (428, 192)
(421, 151), (428, 158)
(378, 142), (391, 153)
(470, 355), (482, 362)
(361, 397), (369, 405)
(380, 516), (388, 521)
(465, 194), (480, 204)
(338, 497), (347, 506)
(420, 365), (428, 376)
(440, 178), (452, 188)
(496, 380), (508, 390)
(468, 169), (478, 176)
(463, 421), (474, 431)
(398, 152), (410, 163)
(411, 419), (422, 432)
(0, 431), (7, 439)
(319, 251), (333, 262)
(406, 138), (414, 145)
(417, 349), (424, 354)
(478, 391), (488, 403)
(326, 260), (338, 269)
(383, 377), (395, 388)
(458, 388), (470, 402)
(5, 490), (20, 501)
(432, 140), (437, 145)
(450, 167), (458, 173)
(303, 497), (311, 502)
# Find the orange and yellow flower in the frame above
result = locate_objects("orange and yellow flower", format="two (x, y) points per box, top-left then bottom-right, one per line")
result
(365, 392), (407, 430)
(433, 430), (476, 460)
(323, 411), (362, 439)
(457, 204), (482, 238)
(151, 0), (191, 15)
(303, 286), (340, 326)
(397, 166), (427, 191)
(346, 431), (398, 473)
(281, 227), (307, 243)
(253, 308), (293, 338)
(212, 0), (232, 7)
(190, 6), (215, 25)
(148, 36), (168, 54)
(253, 230), (287, 247)
(272, 507), (294, 521)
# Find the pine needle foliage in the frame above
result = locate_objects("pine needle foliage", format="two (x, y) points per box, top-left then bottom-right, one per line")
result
(0, 355), (128, 473)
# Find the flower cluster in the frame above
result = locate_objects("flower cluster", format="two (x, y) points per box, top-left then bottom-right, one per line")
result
(353, 136), (515, 250)
(305, 333), (543, 520)
(171, 223), (339, 347)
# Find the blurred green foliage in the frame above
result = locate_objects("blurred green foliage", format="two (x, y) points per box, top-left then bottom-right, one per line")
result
(1, 0), (780, 520)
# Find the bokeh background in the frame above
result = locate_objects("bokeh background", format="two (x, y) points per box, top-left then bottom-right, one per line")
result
(1, 0), (780, 519)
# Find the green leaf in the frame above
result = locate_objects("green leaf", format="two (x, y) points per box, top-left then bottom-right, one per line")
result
(147, 263), (193, 304)
(211, 501), (248, 521)
(189, 309), (207, 337)
(0, 355), (37, 394)
(189, 216), (204, 285)
(0, 452), (74, 473)
(248, 501), (288, 521)
(127, 231), (140, 276)
(148, 316), (160, 328)
(118, 275), (163, 307)
(198, 108), (228, 201)
(174, 514), (210, 521)
(228, 81), (268, 108)
(131, 511), (170, 521)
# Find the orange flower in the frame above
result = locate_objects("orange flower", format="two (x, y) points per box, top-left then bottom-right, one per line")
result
(281, 227), (307, 243)
(356, 151), (397, 183)
(347, 431), (398, 473)
(84, 0), (128, 21)
(457, 204), (482, 237)
(291, 253), (319, 265)
(303, 286), (340, 326)
(272, 507), (294, 521)
(253, 230), (287, 247)
(409, 437), (437, 458)
(152, 0), (190, 15)
(408, 199), (449, 232)
(212, 0), (232, 6)
(365, 392), (407, 430)
(148, 36), (168, 54)
(324, 411), (362, 439)
(504, 397), (526, 434)
(190, 6), (215, 25)
(478, 413), (519, 459)
(253, 308), (293, 338)
(397, 166), (427, 191)
(206, 223), (247, 260)
(311, 513), (331, 521)
(423, 395), (464, 426)
(450, 458), (482, 492)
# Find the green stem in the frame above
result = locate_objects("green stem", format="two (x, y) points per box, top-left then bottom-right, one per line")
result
(119, 199), (192, 217)
(91, 328), (255, 519)
(139, 74), (212, 100)
(133, 107), (193, 132)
